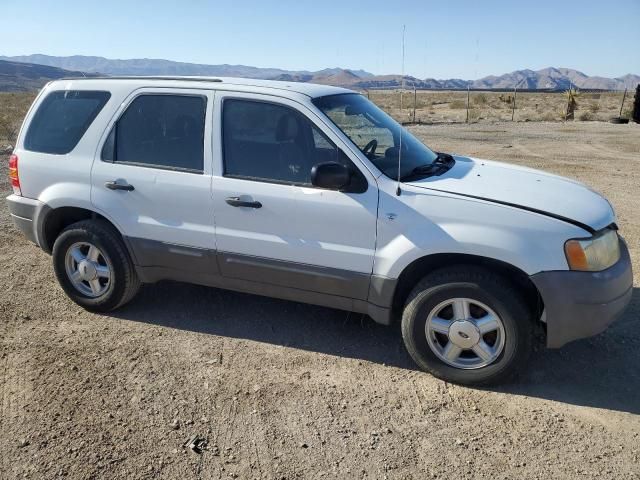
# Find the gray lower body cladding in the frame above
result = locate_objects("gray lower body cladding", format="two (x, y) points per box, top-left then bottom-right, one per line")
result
(126, 236), (395, 325)
(531, 240), (633, 348)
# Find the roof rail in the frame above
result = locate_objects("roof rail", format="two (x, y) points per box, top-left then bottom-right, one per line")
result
(59, 76), (223, 82)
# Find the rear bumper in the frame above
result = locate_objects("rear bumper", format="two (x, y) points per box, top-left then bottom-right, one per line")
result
(531, 239), (633, 348)
(5, 194), (47, 247)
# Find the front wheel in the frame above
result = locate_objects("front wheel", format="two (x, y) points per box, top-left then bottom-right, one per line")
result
(401, 266), (533, 385)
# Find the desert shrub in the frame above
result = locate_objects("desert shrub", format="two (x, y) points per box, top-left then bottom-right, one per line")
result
(589, 103), (600, 113)
(0, 93), (36, 143)
(450, 100), (466, 109)
(578, 111), (594, 121)
(473, 93), (487, 105)
(498, 94), (513, 104)
(0, 115), (20, 143)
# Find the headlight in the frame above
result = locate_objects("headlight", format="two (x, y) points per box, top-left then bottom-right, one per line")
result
(564, 229), (620, 271)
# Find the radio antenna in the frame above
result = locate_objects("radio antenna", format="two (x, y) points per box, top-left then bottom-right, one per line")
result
(396, 24), (405, 196)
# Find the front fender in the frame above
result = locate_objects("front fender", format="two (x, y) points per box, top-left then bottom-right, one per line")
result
(374, 186), (588, 280)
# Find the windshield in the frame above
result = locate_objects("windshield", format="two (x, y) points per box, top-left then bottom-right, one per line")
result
(312, 93), (438, 179)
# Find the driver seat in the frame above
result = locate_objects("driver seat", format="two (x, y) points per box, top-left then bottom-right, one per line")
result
(275, 113), (310, 183)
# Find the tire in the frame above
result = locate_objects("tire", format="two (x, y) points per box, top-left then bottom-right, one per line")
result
(52, 219), (140, 312)
(609, 117), (629, 124)
(401, 266), (533, 386)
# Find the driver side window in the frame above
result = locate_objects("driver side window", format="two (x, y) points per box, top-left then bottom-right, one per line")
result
(222, 99), (350, 186)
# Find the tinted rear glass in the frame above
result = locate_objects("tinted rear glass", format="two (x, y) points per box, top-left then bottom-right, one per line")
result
(24, 90), (110, 154)
(103, 94), (206, 172)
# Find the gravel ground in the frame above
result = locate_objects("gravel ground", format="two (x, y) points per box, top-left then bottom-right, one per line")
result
(1, 121), (639, 479)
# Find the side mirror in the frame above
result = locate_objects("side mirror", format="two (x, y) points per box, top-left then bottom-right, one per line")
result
(311, 162), (351, 190)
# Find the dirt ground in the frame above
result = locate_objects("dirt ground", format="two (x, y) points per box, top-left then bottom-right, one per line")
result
(1, 121), (639, 479)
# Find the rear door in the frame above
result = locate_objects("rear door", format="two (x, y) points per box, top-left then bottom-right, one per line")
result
(211, 92), (379, 300)
(91, 88), (217, 273)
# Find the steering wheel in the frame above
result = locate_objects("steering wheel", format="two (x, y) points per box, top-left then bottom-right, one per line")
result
(362, 139), (378, 159)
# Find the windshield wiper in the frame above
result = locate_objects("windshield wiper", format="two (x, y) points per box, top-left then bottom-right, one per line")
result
(400, 152), (455, 181)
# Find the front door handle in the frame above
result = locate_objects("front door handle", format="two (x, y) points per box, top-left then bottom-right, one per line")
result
(225, 196), (262, 208)
(105, 181), (135, 191)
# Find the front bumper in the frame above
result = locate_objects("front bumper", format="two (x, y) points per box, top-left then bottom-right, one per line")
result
(6, 194), (47, 247)
(531, 239), (633, 348)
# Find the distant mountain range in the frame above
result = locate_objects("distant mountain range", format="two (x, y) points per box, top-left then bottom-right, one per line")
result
(1, 54), (638, 92)
(0, 59), (98, 92)
(0, 54), (374, 82)
(320, 68), (639, 91)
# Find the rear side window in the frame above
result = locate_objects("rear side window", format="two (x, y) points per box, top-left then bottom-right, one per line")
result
(102, 94), (206, 173)
(24, 90), (110, 154)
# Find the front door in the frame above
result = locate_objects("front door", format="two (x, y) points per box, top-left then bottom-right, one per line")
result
(211, 92), (378, 299)
(91, 89), (217, 273)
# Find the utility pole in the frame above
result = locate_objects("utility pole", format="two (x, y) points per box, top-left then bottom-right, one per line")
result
(413, 86), (417, 123)
(466, 85), (470, 123)
(400, 25), (406, 115)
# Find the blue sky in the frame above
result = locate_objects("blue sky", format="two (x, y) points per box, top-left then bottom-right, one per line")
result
(3, 0), (639, 79)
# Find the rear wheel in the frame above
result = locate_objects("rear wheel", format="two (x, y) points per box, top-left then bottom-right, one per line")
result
(52, 220), (140, 311)
(401, 266), (533, 385)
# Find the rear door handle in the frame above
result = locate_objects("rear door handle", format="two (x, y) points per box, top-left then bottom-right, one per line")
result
(225, 196), (262, 208)
(105, 181), (135, 191)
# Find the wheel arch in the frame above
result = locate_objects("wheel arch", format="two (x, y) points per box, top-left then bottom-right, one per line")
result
(38, 206), (127, 256)
(390, 253), (544, 325)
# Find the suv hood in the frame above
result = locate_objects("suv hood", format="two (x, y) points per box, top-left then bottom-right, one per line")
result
(407, 156), (614, 233)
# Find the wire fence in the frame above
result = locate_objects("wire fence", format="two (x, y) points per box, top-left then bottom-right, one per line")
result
(0, 87), (637, 148)
(365, 88), (637, 124)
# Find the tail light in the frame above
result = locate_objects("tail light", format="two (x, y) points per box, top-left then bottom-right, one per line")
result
(9, 154), (21, 195)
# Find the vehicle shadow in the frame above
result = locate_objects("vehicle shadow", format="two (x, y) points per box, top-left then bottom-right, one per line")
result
(112, 283), (640, 415)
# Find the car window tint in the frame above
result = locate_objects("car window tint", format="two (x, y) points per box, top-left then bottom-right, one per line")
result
(105, 94), (206, 172)
(222, 99), (340, 185)
(24, 90), (111, 154)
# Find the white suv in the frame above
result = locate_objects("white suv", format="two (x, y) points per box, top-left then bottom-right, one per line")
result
(6, 77), (633, 385)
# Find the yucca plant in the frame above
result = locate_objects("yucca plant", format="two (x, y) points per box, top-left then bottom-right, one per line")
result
(564, 88), (579, 121)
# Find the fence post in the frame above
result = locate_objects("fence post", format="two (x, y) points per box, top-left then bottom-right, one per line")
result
(511, 86), (517, 121)
(413, 86), (417, 123)
(619, 88), (627, 117)
(466, 85), (470, 123)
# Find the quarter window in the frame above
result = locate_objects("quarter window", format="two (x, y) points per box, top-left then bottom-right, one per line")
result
(222, 99), (348, 185)
(24, 90), (110, 154)
(103, 94), (206, 172)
